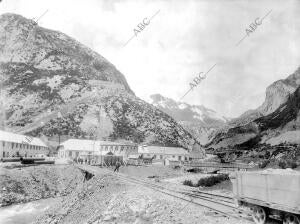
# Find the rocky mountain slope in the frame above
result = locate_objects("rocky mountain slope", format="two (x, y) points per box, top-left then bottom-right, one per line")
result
(229, 67), (300, 127)
(208, 83), (300, 149)
(0, 13), (200, 150)
(149, 94), (228, 144)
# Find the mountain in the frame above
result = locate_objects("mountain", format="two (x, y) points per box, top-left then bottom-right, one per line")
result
(208, 67), (300, 149)
(0, 13), (201, 150)
(229, 67), (300, 127)
(149, 94), (228, 144)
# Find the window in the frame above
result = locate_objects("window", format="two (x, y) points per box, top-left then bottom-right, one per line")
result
(121, 146), (124, 151)
(69, 151), (72, 157)
(115, 146), (118, 151)
(12, 143), (14, 149)
(160, 155), (163, 159)
(179, 156), (181, 161)
(2, 142), (5, 147)
(76, 152), (79, 157)
(172, 155), (175, 158)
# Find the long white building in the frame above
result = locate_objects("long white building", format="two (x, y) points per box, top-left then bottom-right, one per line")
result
(138, 145), (190, 161)
(138, 145), (205, 162)
(57, 139), (138, 161)
(0, 130), (49, 158)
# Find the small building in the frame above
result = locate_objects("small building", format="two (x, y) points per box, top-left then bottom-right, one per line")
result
(0, 130), (49, 158)
(57, 139), (138, 162)
(138, 145), (190, 162)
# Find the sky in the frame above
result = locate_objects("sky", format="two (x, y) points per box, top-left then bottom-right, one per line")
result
(1, 0), (300, 118)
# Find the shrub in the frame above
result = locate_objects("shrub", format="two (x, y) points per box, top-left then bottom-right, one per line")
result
(183, 180), (194, 187)
(196, 174), (229, 187)
(287, 160), (298, 169)
(183, 174), (229, 188)
(278, 160), (286, 169)
(259, 160), (269, 169)
(278, 160), (298, 169)
(186, 168), (202, 173)
(289, 161), (298, 169)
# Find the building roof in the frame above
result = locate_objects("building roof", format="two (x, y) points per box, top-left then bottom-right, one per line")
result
(59, 139), (135, 152)
(128, 154), (140, 159)
(0, 130), (48, 147)
(138, 145), (189, 155)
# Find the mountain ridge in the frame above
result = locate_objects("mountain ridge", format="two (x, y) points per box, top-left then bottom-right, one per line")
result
(208, 67), (300, 149)
(0, 13), (201, 151)
(149, 93), (228, 144)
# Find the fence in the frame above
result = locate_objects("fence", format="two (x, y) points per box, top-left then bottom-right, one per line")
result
(184, 161), (255, 172)
(74, 155), (124, 166)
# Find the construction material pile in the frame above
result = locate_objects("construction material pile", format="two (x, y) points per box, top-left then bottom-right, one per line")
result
(0, 165), (83, 207)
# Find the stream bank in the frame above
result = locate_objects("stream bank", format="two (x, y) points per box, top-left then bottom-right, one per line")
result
(0, 164), (83, 207)
(0, 197), (62, 224)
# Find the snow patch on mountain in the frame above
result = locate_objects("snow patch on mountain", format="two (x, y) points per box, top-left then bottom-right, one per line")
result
(149, 94), (227, 144)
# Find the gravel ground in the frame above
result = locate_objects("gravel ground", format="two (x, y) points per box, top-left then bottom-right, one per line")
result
(0, 164), (84, 207)
(119, 165), (233, 196)
(34, 168), (251, 224)
(117, 165), (185, 179)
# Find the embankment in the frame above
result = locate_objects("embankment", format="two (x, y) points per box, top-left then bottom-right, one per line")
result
(0, 164), (84, 207)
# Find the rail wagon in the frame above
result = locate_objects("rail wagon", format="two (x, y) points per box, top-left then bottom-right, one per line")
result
(231, 170), (300, 224)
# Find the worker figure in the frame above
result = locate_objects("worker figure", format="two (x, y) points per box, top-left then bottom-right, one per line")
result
(114, 160), (121, 172)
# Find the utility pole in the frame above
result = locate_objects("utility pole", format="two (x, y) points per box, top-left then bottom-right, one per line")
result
(57, 111), (62, 145)
(96, 105), (102, 166)
(0, 77), (6, 131)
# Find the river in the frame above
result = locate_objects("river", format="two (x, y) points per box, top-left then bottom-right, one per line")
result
(0, 197), (62, 224)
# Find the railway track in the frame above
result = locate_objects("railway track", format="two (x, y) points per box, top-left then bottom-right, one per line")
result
(190, 190), (234, 203)
(78, 165), (253, 222)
